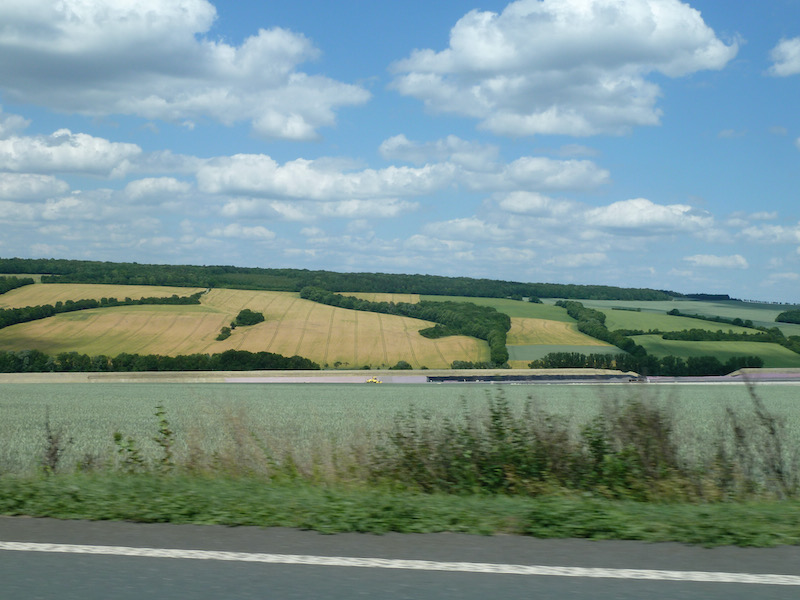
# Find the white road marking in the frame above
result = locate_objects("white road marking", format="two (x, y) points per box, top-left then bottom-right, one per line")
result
(1, 541), (799, 586)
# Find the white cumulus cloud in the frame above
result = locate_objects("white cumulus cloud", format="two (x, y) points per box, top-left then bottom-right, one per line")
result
(391, 0), (737, 136)
(684, 254), (748, 269)
(768, 37), (800, 76)
(0, 173), (69, 199)
(0, 129), (141, 176)
(0, 0), (369, 139)
(585, 198), (712, 233)
(125, 177), (192, 201)
(208, 223), (275, 240)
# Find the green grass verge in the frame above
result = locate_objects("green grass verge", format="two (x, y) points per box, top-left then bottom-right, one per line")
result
(635, 336), (800, 368)
(1, 473), (798, 546)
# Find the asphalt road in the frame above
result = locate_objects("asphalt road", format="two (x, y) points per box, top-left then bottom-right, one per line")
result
(2, 517), (799, 599)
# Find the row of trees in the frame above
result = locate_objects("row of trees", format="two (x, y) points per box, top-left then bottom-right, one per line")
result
(300, 286), (511, 365)
(0, 293), (203, 331)
(0, 276), (35, 295)
(553, 300), (772, 376)
(0, 349), (319, 373)
(0, 257), (679, 300)
(777, 309), (800, 324)
(666, 308), (756, 329)
(528, 351), (764, 376)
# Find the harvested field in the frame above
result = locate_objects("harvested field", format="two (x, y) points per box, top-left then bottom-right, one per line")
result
(0, 283), (204, 309)
(0, 288), (488, 368)
(507, 344), (623, 362)
(345, 292), (420, 304)
(507, 317), (612, 346)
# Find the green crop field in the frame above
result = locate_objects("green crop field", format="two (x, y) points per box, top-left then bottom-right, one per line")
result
(2, 382), (798, 474)
(507, 317), (613, 346)
(600, 309), (754, 333)
(422, 295), (574, 321)
(635, 335), (800, 367)
(543, 298), (800, 336)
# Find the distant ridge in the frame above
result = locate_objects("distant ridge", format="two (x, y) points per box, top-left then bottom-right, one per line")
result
(0, 257), (678, 301)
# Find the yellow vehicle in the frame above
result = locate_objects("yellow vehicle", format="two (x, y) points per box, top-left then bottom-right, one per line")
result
(365, 376), (383, 384)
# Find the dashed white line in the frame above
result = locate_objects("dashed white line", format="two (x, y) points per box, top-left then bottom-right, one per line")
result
(1, 541), (799, 586)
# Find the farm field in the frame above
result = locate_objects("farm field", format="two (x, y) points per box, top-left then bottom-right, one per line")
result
(635, 335), (800, 368)
(600, 309), (754, 333)
(544, 298), (800, 336)
(345, 292), (420, 304)
(2, 382), (798, 474)
(0, 283), (205, 309)
(0, 287), (487, 368)
(508, 344), (623, 363)
(422, 295), (574, 321)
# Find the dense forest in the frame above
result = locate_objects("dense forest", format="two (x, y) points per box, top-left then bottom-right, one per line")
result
(0, 349), (319, 373)
(0, 257), (677, 301)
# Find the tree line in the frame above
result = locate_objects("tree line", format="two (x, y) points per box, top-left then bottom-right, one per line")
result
(300, 286), (511, 365)
(0, 293), (203, 330)
(529, 351), (764, 376)
(0, 276), (35, 295)
(0, 349), (319, 373)
(0, 257), (680, 301)
(553, 300), (770, 375)
(777, 309), (800, 324)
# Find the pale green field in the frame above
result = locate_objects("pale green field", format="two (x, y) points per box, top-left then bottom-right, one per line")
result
(2, 382), (797, 474)
(422, 296), (574, 321)
(601, 310), (754, 334)
(635, 335), (800, 368)
(543, 298), (800, 336)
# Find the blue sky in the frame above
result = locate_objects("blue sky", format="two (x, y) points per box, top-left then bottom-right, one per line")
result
(0, 0), (798, 302)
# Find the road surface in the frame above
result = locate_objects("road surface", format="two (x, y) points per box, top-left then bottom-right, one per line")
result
(2, 517), (800, 599)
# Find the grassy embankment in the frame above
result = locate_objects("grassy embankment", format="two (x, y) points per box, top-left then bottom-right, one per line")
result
(2, 382), (799, 546)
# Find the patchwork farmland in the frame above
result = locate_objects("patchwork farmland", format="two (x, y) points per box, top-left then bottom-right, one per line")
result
(0, 287), (489, 369)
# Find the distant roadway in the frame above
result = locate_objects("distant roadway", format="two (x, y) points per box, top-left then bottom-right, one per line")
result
(2, 517), (799, 599)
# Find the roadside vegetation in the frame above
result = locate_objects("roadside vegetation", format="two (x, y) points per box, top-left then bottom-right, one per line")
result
(1, 384), (799, 546)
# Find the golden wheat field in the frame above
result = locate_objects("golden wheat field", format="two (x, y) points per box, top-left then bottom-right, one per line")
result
(506, 317), (612, 346)
(0, 283), (206, 309)
(0, 286), (488, 368)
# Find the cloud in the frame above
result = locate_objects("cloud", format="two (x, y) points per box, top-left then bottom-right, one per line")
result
(0, 129), (141, 176)
(124, 177), (192, 201)
(768, 37), (800, 76)
(0, 106), (29, 139)
(423, 217), (511, 241)
(495, 191), (575, 216)
(197, 154), (455, 199)
(0, 0), (369, 139)
(546, 252), (607, 268)
(391, 0), (737, 136)
(740, 223), (800, 244)
(379, 134), (499, 170)
(208, 223), (275, 240)
(585, 198), (712, 233)
(0, 173), (69, 199)
(684, 254), (748, 269)
(468, 156), (610, 191)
